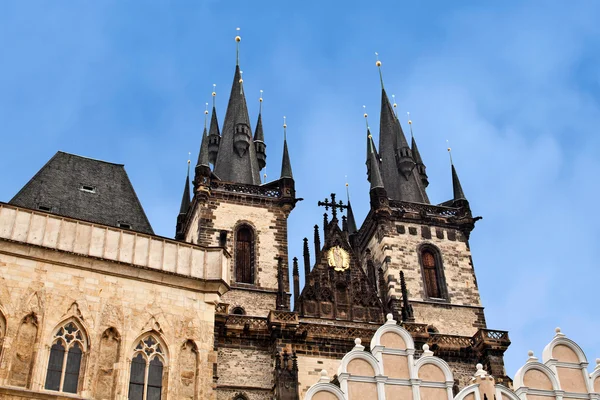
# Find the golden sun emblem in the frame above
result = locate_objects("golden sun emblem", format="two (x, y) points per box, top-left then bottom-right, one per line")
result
(327, 246), (350, 272)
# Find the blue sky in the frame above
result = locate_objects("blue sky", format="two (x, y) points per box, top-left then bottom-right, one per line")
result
(1, 1), (599, 376)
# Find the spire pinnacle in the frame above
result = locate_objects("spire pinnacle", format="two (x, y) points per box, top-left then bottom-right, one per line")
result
(235, 27), (241, 66)
(368, 134), (384, 190)
(346, 182), (357, 235)
(375, 52), (384, 89)
(280, 116), (293, 179)
(179, 157), (191, 214)
(212, 84), (216, 108)
(447, 143), (466, 201)
(363, 105), (369, 129)
(407, 112), (413, 138)
(393, 95), (398, 118)
(204, 102), (209, 130)
(254, 90), (266, 170)
(259, 89), (263, 113)
(447, 140), (454, 165)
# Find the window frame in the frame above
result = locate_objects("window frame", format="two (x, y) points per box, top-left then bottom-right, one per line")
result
(44, 318), (88, 394)
(128, 332), (168, 400)
(417, 244), (449, 301)
(234, 223), (256, 285)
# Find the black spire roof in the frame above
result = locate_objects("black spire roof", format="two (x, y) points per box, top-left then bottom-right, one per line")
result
(368, 134), (384, 190)
(452, 164), (467, 201)
(213, 65), (262, 185)
(207, 104), (220, 166)
(179, 163), (191, 215)
(280, 135), (293, 179)
(377, 88), (428, 204)
(346, 199), (357, 235)
(10, 151), (153, 234)
(196, 126), (210, 169)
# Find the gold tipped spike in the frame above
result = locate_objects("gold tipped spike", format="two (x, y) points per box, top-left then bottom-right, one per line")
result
(446, 140), (454, 165)
(407, 112), (414, 138)
(259, 90), (263, 113)
(375, 52), (384, 88)
(363, 105), (369, 129)
(392, 94), (398, 117)
(212, 84), (216, 107)
(204, 102), (209, 129)
(235, 28), (241, 65)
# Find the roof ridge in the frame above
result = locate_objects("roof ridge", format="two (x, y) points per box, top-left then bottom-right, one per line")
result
(56, 151), (125, 167)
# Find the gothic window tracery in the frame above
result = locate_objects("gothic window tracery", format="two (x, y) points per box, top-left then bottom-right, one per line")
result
(235, 225), (255, 284)
(44, 319), (87, 394)
(419, 246), (448, 300)
(128, 333), (167, 400)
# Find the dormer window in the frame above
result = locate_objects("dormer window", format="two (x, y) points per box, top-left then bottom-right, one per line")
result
(79, 184), (96, 194)
(118, 222), (132, 230)
(38, 205), (53, 212)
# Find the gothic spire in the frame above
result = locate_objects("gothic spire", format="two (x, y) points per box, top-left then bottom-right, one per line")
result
(346, 184), (357, 235)
(374, 57), (427, 203)
(180, 160), (191, 214)
(213, 32), (261, 185)
(254, 90), (266, 170)
(280, 117), (293, 179)
(368, 133), (384, 190)
(207, 85), (221, 166)
(452, 164), (466, 201)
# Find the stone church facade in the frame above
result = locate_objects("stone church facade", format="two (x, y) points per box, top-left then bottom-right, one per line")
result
(0, 35), (593, 400)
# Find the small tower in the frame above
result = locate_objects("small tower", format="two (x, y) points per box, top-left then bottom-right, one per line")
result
(207, 86), (221, 166)
(175, 159), (191, 240)
(254, 90), (267, 170)
(179, 30), (297, 319)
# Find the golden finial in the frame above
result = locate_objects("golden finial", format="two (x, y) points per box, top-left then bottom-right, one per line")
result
(235, 27), (241, 65)
(363, 105), (369, 129)
(407, 112), (414, 138)
(283, 116), (287, 140)
(375, 52), (384, 88)
(212, 83), (216, 107)
(187, 152), (191, 176)
(239, 70), (243, 84)
(392, 94), (398, 117)
(446, 139), (453, 165)
(204, 102), (209, 129)
(259, 90), (263, 113)
(263, 172), (267, 184)
(345, 178), (350, 201)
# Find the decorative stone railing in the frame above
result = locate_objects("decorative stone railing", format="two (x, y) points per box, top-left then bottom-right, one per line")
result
(210, 180), (281, 198)
(472, 329), (511, 349)
(388, 200), (468, 218)
(0, 203), (229, 282)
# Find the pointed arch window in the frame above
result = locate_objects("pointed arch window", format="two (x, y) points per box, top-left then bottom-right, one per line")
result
(419, 246), (448, 300)
(128, 334), (167, 400)
(44, 320), (87, 394)
(235, 225), (255, 284)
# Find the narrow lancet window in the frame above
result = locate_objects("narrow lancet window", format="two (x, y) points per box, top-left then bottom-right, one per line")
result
(235, 225), (255, 284)
(420, 247), (447, 300)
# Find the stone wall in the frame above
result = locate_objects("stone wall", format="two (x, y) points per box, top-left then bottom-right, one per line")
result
(186, 190), (292, 316)
(364, 221), (483, 336)
(297, 355), (341, 399)
(0, 239), (222, 400)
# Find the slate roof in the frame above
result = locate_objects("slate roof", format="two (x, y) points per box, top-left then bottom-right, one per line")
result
(9, 151), (154, 234)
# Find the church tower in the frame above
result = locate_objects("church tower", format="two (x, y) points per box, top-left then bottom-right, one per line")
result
(353, 59), (511, 384)
(176, 33), (297, 317)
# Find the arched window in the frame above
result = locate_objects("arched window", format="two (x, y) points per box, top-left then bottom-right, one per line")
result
(235, 225), (255, 284)
(128, 333), (167, 400)
(44, 319), (87, 394)
(230, 307), (246, 315)
(419, 246), (447, 300)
